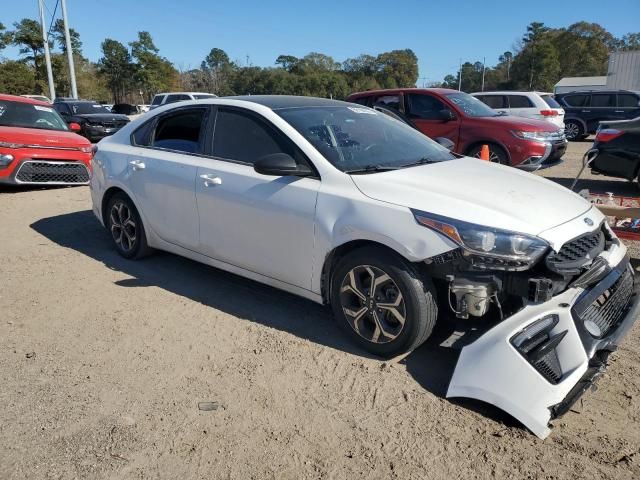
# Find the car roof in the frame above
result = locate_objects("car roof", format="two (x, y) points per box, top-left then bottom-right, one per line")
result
(224, 95), (353, 110)
(0, 94), (50, 106)
(556, 90), (640, 95)
(348, 88), (460, 98)
(471, 91), (543, 96)
(155, 92), (217, 96)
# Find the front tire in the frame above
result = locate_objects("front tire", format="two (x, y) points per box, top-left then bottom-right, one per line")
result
(467, 143), (509, 165)
(564, 120), (584, 141)
(330, 247), (437, 358)
(106, 192), (151, 259)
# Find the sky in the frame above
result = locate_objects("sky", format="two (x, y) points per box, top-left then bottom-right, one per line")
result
(2, 0), (639, 83)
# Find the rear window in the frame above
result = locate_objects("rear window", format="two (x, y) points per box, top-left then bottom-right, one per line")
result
(165, 94), (191, 104)
(562, 94), (590, 107)
(618, 94), (640, 108)
(151, 95), (164, 106)
(507, 95), (534, 108)
(540, 95), (561, 108)
(591, 94), (615, 108)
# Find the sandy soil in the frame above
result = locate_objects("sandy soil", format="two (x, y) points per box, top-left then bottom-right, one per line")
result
(1, 140), (639, 479)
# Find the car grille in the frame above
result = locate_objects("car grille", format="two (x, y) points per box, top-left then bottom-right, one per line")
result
(534, 349), (562, 384)
(15, 161), (89, 184)
(102, 120), (128, 129)
(578, 269), (634, 338)
(546, 227), (605, 274)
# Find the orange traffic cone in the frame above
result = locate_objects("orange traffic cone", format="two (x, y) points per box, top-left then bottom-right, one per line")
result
(479, 144), (490, 161)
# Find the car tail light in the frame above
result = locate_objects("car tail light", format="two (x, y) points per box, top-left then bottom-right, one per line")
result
(595, 128), (624, 143)
(540, 110), (559, 117)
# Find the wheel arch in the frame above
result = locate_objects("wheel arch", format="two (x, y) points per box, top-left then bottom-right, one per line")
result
(563, 116), (587, 131)
(463, 140), (511, 163)
(320, 239), (428, 305)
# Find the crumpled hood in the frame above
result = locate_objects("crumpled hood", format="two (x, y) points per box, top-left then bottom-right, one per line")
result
(0, 126), (90, 149)
(350, 157), (591, 237)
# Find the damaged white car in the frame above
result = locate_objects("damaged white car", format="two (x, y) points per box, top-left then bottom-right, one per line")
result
(90, 96), (639, 439)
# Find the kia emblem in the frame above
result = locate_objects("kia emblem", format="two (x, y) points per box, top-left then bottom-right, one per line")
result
(584, 218), (594, 226)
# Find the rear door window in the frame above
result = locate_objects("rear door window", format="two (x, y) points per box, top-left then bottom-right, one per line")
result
(151, 95), (164, 106)
(618, 94), (640, 108)
(476, 95), (506, 109)
(507, 95), (534, 108)
(406, 94), (448, 120)
(591, 94), (616, 108)
(563, 94), (590, 107)
(151, 108), (207, 154)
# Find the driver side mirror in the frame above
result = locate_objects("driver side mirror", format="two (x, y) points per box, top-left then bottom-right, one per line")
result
(439, 109), (456, 122)
(254, 153), (312, 177)
(435, 137), (455, 151)
(69, 122), (81, 132)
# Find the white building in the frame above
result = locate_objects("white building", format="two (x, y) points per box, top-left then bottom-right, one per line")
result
(554, 76), (607, 94)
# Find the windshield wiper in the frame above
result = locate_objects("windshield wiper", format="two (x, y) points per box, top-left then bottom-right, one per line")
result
(398, 157), (441, 168)
(345, 165), (399, 174)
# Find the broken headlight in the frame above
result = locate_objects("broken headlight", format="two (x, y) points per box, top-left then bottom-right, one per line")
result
(412, 210), (549, 271)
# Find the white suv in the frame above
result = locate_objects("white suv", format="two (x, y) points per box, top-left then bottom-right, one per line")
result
(90, 96), (637, 439)
(149, 92), (217, 110)
(471, 91), (565, 128)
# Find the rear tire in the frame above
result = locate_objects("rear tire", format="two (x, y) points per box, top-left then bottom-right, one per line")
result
(467, 143), (509, 165)
(330, 246), (437, 358)
(564, 120), (584, 141)
(105, 192), (152, 259)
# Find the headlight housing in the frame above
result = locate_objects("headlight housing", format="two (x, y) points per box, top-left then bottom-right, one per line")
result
(511, 130), (555, 142)
(412, 210), (549, 271)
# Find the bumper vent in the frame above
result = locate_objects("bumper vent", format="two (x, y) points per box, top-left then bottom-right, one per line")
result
(546, 227), (605, 274)
(577, 269), (634, 338)
(16, 161), (89, 184)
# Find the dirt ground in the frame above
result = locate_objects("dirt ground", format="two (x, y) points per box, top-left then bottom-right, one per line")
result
(1, 140), (639, 479)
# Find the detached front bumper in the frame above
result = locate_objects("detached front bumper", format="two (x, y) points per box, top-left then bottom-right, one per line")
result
(447, 245), (638, 439)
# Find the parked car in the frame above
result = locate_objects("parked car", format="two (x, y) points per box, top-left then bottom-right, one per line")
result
(0, 94), (93, 185)
(587, 116), (640, 184)
(52, 99), (130, 143)
(347, 88), (567, 171)
(91, 95), (637, 439)
(21, 94), (52, 104)
(138, 104), (151, 113)
(471, 91), (565, 129)
(149, 92), (218, 110)
(555, 90), (640, 141)
(111, 103), (139, 115)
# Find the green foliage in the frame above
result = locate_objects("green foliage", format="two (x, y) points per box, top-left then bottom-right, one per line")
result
(0, 22), (12, 51)
(0, 60), (36, 94)
(98, 38), (135, 103)
(51, 19), (82, 55)
(439, 21), (640, 92)
(128, 32), (179, 102)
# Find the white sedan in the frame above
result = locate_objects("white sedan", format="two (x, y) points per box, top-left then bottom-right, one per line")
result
(90, 96), (638, 439)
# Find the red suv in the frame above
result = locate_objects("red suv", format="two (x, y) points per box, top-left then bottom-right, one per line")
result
(346, 88), (567, 170)
(0, 94), (93, 186)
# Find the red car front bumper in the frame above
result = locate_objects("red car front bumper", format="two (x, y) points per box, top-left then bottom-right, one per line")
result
(0, 147), (92, 185)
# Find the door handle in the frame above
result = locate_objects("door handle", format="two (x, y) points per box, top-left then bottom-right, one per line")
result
(129, 159), (145, 170)
(200, 173), (222, 186)
(614, 110), (624, 113)
(581, 110), (591, 113)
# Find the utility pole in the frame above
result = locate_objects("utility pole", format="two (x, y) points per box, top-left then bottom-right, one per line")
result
(481, 56), (486, 91)
(458, 58), (462, 91)
(38, 0), (56, 100)
(60, 0), (78, 98)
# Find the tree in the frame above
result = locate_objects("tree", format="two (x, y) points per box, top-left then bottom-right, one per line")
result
(615, 33), (640, 51)
(509, 22), (560, 90)
(51, 19), (82, 55)
(129, 31), (179, 101)
(11, 19), (44, 71)
(0, 22), (12, 52)
(98, 39), (134, 103)
(0, 60), (36, 94)
(375, 49), (418, 88)
(200, 47), (235, 95)
(275, 55), (299, 71)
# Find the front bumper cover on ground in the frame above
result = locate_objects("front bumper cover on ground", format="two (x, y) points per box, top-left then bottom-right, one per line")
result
(447, 250), (638, 439)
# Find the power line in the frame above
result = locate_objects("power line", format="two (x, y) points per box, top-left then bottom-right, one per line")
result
(47, 0), (60, 37)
